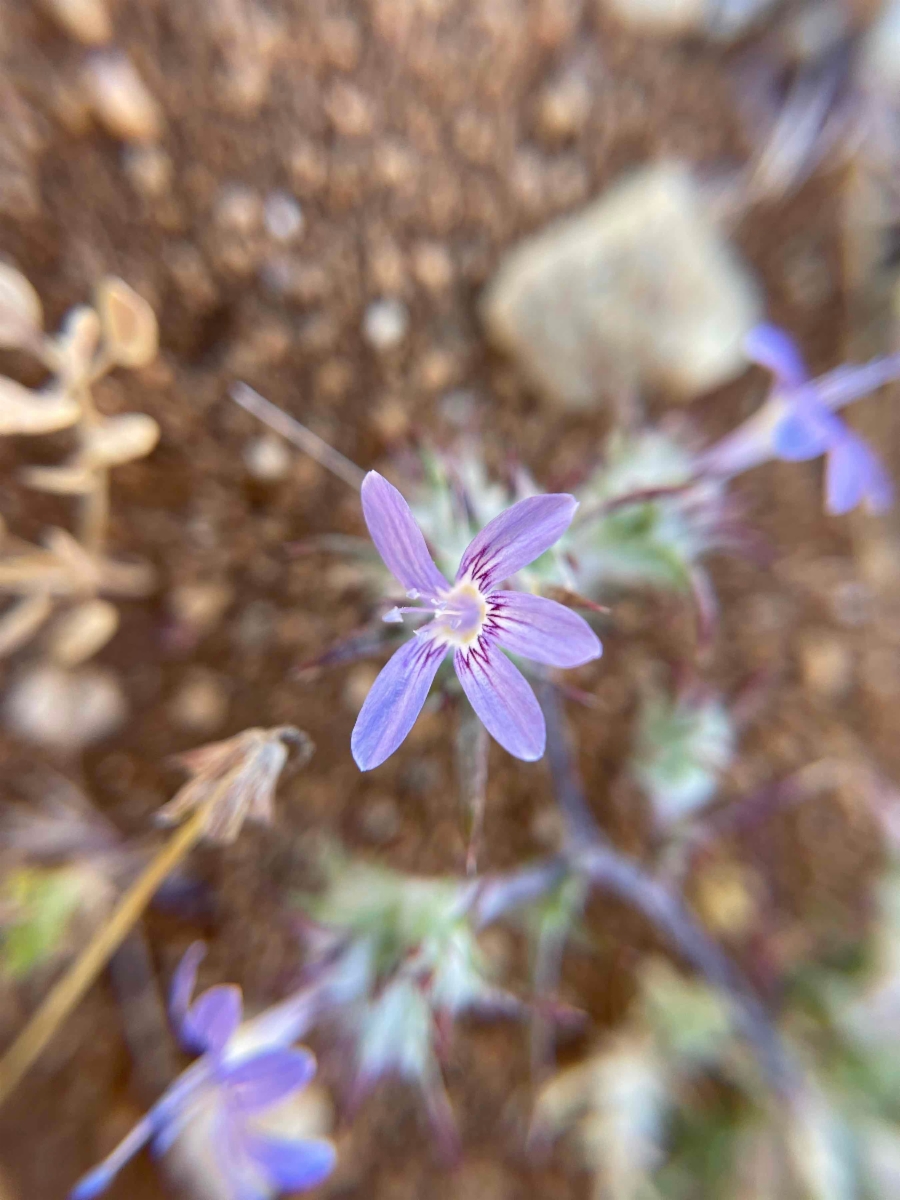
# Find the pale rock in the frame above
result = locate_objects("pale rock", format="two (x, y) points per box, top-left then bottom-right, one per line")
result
(482, 162), (761, 408)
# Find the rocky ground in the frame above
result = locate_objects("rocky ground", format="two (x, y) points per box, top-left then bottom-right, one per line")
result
(1, 0), (900, 1197)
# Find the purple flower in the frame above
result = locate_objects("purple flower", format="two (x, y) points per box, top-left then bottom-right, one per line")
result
(746, 324), (893, 515)
(351, 472), (602, 770)
(701, 324), (898, 514)
(70, 944), (335, 1200)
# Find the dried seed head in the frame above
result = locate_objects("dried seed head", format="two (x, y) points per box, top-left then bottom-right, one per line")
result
(0, 264), (43, 351)
(95, 277), (159, 368)
(83, 412), (160, 466)
(0, 379), (81, 436)
(43, 0), (112, 45)
(83, 52), (164, 144)
(156, 726), (313, 844)
(3, 662), (127, 750)
(47, 599), (119, 666)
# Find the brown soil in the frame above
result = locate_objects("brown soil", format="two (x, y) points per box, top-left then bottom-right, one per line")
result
(0, 2), (898, 1197)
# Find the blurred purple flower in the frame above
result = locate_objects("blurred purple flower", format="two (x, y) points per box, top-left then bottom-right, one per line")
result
(352, 471), (602, 770)
(700, 324), (900, 515)
(746, 324), (893, 515)
(70, 943), (335, 1200)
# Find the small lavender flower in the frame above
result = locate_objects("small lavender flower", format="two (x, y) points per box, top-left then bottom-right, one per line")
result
(701, 324), (900, 514)
(351, 471), (602, 769)
(70, 943), (335, 1200)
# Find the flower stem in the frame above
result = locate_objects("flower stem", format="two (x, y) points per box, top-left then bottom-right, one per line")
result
(537, 678), (803, 1100)
(74, 378), (109, 555)
(230, 381), (365, 491)
(0, 803), (210, 1108)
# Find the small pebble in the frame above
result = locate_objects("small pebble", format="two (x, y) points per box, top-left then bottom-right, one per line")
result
(370, 399), (409, 442)
(412, 242), (454, 292)
(123, 145), (173, 198)
(829, 580), (873, 628)
(169, 670), (229, 733)
(343, 664), (379, 714)
(536, 72), (591, 142)
(83, 51), (163, 144)
(263, 191), (305, 242)
(695, 859), (760, 937)
(325, 82), (375, 137)
(243, 433), (292, 483)
(363, 298), (409, 351)
(798, 631), (854, 700)
(358, 793), (402, 843)
(44, 0), (112, 45)
(320, 15), (362, 70)
(214, 184), (262, 234)
(234, 600), (277, 652)
(415, 348), (457, 391)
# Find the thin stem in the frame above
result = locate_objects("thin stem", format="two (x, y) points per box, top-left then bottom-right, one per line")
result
(536, 678), (600, 850)
(576, 842), (800, 1097)
(74, 377), (109, 556)
(0, 803), (211, 1108)
(230, 382), (366, 491)
(538, 679), (802, 1100)
(457, 701), (489, 875)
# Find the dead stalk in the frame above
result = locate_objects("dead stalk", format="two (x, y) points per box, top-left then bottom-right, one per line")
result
(0, 801), (210, 1108)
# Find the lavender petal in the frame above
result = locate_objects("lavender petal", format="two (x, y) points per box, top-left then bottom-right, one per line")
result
(182, 984), (243, 1056)
(773, 404), (836, 462)
(361, 471), (449, 599)
(247, 1134), (337, 1191)
(457, 494), (577, 592)
(209, 1112), (269, 1200)
(351, 633), (446, 770)
(454, 643), (545, 761)
(491, 591), (602, 667)
(744, 323), (808, 387)
(222, 1047), (317, 1113)
(168, 940), (206, 1042)
(814, 355), (900, 413)
(826, 436), (893, 516)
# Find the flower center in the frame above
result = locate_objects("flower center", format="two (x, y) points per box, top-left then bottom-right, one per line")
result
(432, 580), (488, 648)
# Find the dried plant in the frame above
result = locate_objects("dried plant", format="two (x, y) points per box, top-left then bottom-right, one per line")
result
(0, 267), (159, 739)
(0, 725), (311, 1107)
(157, 725), (314, 844)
